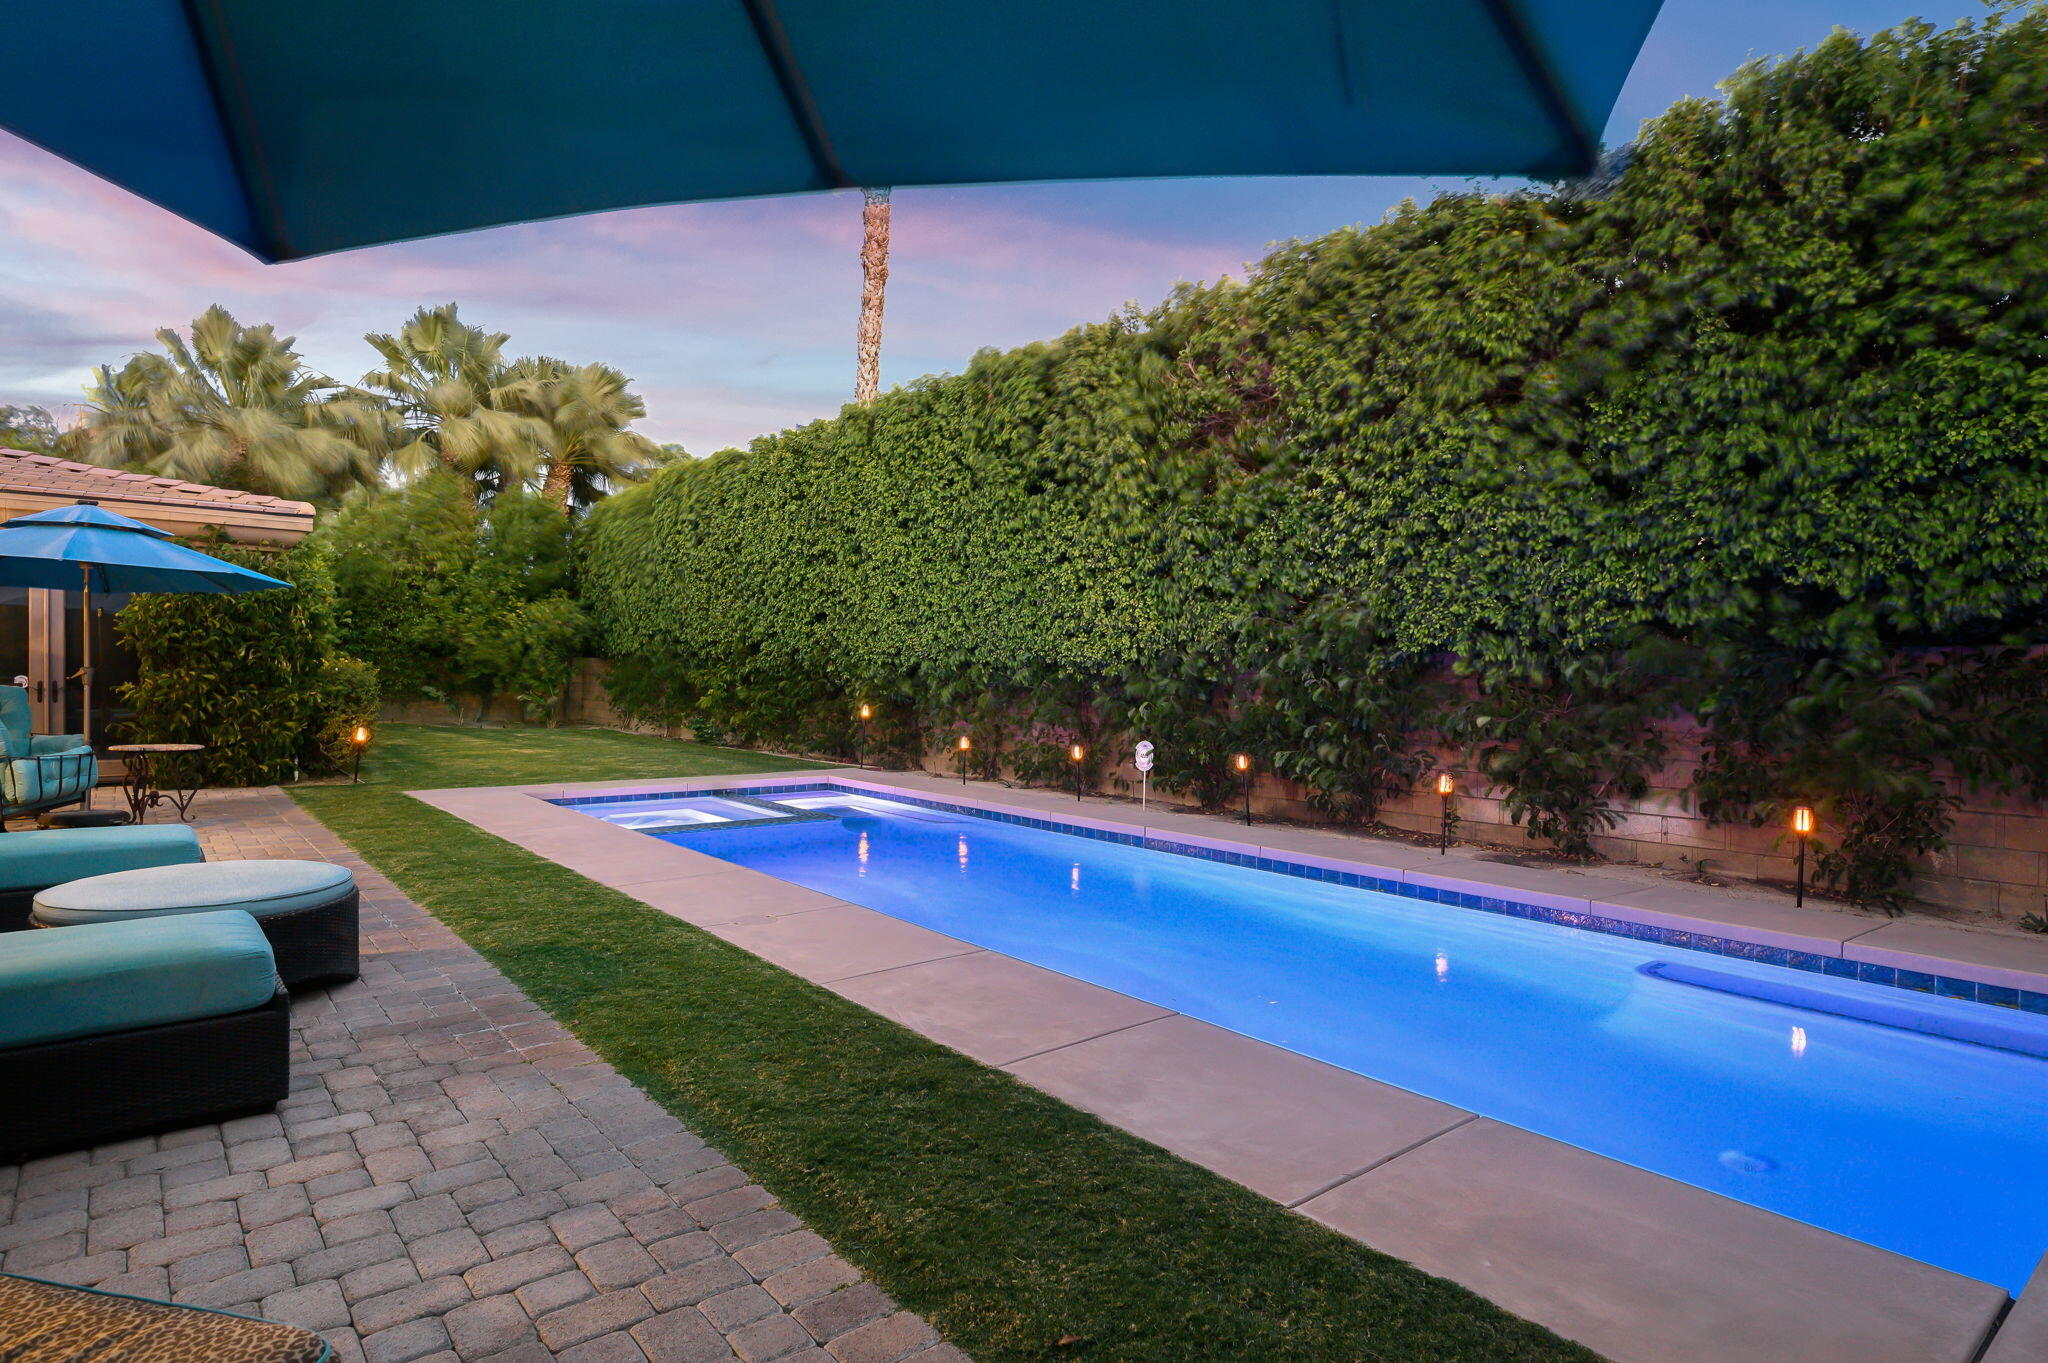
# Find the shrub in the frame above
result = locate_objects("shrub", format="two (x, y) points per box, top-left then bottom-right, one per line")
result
(117, 540), (338, 785)
(318, 475), (587, 718)
(303, 655), (382, 774)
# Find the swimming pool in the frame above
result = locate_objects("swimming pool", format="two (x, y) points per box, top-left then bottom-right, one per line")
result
(572, 786), (2048, 1290)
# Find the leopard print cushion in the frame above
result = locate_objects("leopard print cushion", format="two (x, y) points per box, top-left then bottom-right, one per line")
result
(0, 1273), (329, 1362)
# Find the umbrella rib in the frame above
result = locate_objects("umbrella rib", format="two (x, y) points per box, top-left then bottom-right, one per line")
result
(737, 0), (855, 191)
(177, 0), (296, 260)
(1473, 0), (1600, 175)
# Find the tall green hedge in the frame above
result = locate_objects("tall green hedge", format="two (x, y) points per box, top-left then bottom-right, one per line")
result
(581, 13), (2048, 904)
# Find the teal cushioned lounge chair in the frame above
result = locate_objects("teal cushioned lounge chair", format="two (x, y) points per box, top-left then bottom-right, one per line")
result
(0, 823), (204, 931)
(0, 685), (96, 824)
(0, 910), (289, 1161)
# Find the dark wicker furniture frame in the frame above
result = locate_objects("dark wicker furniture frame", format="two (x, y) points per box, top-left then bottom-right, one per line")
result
(0, 988), (290, 1163)
(0, 887), (37, 933)
(0, 747), (97, 825)
(261, 886), (361, 988)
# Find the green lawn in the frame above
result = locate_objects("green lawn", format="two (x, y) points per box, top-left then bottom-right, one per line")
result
(292, 723), (1596, 1363)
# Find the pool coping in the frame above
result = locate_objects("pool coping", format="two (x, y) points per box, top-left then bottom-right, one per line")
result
(411, 766), (2044, 1363)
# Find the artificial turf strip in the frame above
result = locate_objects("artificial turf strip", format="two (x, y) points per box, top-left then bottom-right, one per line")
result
(292, 725), (1599, 1363)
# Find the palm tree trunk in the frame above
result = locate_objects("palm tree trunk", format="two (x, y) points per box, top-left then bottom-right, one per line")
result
(540, 458), (576, 509)
(443, 449), (480, 502)
(855, 187), (891, 406)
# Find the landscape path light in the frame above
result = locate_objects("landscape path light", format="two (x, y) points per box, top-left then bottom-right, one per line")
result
(857, 702), (872, 769)
(1234, 753), (1253, 825)
(351, 725), (372, 785)
(1070, 743), (1085, 801)
(1436, 772), (1456, 853)
(956, 734), (971, 785)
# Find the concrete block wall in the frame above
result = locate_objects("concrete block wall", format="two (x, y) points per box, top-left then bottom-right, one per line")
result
(912, 741), (2047, 923)
(1267, 753), (2041, 923)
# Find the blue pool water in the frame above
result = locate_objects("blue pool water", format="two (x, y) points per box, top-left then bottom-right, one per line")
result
(628, 789), (2048, 1289)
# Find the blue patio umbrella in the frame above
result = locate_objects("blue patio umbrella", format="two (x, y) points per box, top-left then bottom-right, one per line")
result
(0, 502), (289, 759)
(0, 1), (1665, 263)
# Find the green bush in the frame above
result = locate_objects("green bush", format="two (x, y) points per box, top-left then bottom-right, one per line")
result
(117, 540), (340, 785)
(303, 655), (382, 774)
(580, 11), (2048, 907)
(318, 474), (587, 719)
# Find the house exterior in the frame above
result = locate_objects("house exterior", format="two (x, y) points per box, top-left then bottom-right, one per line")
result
(0, 450), (315, 735)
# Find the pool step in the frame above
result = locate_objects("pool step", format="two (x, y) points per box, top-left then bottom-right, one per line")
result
(1639, 960), (2048, 1059)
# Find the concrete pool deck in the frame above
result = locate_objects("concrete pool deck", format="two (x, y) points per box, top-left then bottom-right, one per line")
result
(415, 767), (2048, 1363)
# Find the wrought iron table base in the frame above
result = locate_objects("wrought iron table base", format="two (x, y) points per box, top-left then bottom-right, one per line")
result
(110, 746), (205, 824)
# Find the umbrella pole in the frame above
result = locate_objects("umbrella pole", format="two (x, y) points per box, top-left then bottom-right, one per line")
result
(79, 565), (93, 811)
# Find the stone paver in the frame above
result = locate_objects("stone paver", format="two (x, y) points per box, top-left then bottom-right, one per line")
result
(0, 787), (965, 1363)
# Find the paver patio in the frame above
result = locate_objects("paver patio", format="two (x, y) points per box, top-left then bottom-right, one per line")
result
(0, 787), (967, 1363)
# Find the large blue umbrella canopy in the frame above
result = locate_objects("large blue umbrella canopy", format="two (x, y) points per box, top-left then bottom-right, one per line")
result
(0, 502), (292, 595)
(0, 1), (1664, 263)
(0, 501), (289, 754)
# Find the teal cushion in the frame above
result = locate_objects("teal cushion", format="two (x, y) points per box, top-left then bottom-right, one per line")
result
(0, 825), (204, 892)
(0, 910), (278, 1049)
(31, 860), (355, 928)
(0, 685), (30, 759)
(1, 749), (96, 810)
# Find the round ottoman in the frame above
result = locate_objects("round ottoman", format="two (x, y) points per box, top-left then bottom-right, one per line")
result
(31, 860), (359, 988)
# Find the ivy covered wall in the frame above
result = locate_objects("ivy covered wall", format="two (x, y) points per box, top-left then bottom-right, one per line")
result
(582, 13), (2048, 909)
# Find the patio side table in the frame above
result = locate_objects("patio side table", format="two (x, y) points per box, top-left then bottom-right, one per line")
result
(108, 743), (206, 824)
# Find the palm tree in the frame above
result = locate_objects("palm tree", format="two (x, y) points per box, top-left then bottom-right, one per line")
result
(70, 363), (154, 466)
(351, 304), (547, 499)
(493, 357), (661, 510)
(855, 187), (891, 405)
(73, 306), (381, 503)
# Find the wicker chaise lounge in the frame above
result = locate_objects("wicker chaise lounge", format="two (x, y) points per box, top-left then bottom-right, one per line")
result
(0, 910), (289, 1162)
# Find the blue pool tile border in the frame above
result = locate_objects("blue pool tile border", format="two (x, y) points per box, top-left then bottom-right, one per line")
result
(557, 781), (2048, 1016)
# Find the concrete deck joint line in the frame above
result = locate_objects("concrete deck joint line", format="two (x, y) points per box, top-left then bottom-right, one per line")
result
(816, 945), (988, 985)
(1282, 1114), (1480, 1209)
(996, 1012), (1188, 1069)
(1981, 1254), (2047, 1362)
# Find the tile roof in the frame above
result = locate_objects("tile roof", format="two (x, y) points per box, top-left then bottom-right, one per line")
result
(0, 449), (316, 518)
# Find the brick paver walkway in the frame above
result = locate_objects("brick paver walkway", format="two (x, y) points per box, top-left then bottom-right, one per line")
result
(0, 787), (966, 1363)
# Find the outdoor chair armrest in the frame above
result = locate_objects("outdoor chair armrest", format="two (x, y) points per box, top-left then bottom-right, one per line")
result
(2, 749), (98, 810)
(29, 734), (88, 756)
